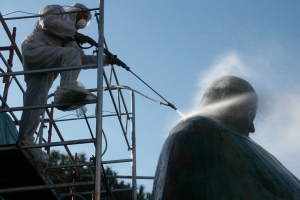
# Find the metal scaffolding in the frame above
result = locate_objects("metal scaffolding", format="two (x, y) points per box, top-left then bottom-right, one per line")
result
(0, 1), (156, 199)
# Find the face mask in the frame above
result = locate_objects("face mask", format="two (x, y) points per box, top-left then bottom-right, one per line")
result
(76, 19), (87, 29)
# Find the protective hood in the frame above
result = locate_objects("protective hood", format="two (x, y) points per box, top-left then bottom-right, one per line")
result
(66, 3), (91, 27)
(65, 3), (88, 12)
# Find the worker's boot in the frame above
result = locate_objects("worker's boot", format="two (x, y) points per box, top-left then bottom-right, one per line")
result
(54, 81), (96, 111)
(28, 148), (49, 172)
(17, 136), (49, 172)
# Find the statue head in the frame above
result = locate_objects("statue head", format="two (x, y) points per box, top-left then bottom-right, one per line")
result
(198, 76), (258, 136)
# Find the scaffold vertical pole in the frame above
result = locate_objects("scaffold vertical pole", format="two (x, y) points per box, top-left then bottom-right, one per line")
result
(95, 0), (105, 199)
(131, 90), (137, 200)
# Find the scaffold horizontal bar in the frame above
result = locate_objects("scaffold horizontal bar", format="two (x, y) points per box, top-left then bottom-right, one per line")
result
(83, 175), (154, 180)
(46, 162), (94, 169)
(0, 46), (11, 51)
(61, 188), (133, 197)
(46, 158), (133, 170)
(103, 158), (133, 164)
(0, 138), (96, 151)
(43, 112), (131, 123)
(0, 181), (94, 193)
(0, 99), (97, 113)
(101, 188), (133, 193)
(1, 8), (100, 21)
(0, 63), (98, 77)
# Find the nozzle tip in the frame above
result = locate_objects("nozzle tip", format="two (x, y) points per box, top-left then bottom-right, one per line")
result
(168, 102), (177, 110)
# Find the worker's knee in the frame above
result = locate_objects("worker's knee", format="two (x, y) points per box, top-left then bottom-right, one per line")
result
(62, 48), (82, 66)
(65, 48), (81, 57)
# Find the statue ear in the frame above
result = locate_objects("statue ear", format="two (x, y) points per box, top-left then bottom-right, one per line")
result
(249, 121), (255, 133)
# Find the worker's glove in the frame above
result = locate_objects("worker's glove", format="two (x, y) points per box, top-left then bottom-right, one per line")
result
(106, 55), (120, 66)
(74, 32), (88, 44)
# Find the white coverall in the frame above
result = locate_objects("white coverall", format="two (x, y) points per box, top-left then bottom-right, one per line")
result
(18, 4), (105, 167)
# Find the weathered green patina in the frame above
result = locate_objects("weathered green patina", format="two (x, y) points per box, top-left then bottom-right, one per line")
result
(152, 116), (300, 199)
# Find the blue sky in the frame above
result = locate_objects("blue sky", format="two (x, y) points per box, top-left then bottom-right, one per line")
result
(1, 0), (300, 193)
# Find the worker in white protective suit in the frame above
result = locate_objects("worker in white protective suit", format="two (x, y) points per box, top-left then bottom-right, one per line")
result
(18, 3), (118, 171)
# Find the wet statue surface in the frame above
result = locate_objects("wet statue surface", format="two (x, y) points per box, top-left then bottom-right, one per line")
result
(152, 76), (300, 200)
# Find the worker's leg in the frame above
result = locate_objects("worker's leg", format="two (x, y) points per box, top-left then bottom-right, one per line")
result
(23, 46), (82, 84)
(18, 73), (58, 142)
(19, 46), (83, 139)
(19, 46), (84, 170)
(18, 72), (58, 170)
(56, 48), (94, 111)
(19, 47), (83, 141)
(59, 48), (82, 85)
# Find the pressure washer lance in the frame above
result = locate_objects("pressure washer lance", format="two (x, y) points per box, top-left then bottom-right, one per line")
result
(61, 35), (178, 111)
(61, 36), (130, 71)
(85, 36), (131, 71)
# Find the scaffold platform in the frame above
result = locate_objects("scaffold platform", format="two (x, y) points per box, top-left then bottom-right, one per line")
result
(0, 145), (59, 200)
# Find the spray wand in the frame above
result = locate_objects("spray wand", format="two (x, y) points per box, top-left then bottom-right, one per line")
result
(63, 35), (178, 111)
(85, 36), (131, 71)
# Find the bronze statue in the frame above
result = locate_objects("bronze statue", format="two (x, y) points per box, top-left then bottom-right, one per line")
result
(152, 76), (300, 200)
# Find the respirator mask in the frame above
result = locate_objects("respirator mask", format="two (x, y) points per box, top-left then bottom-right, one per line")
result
(76, 12), (91, 29)
(76, 19), (88, 29)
